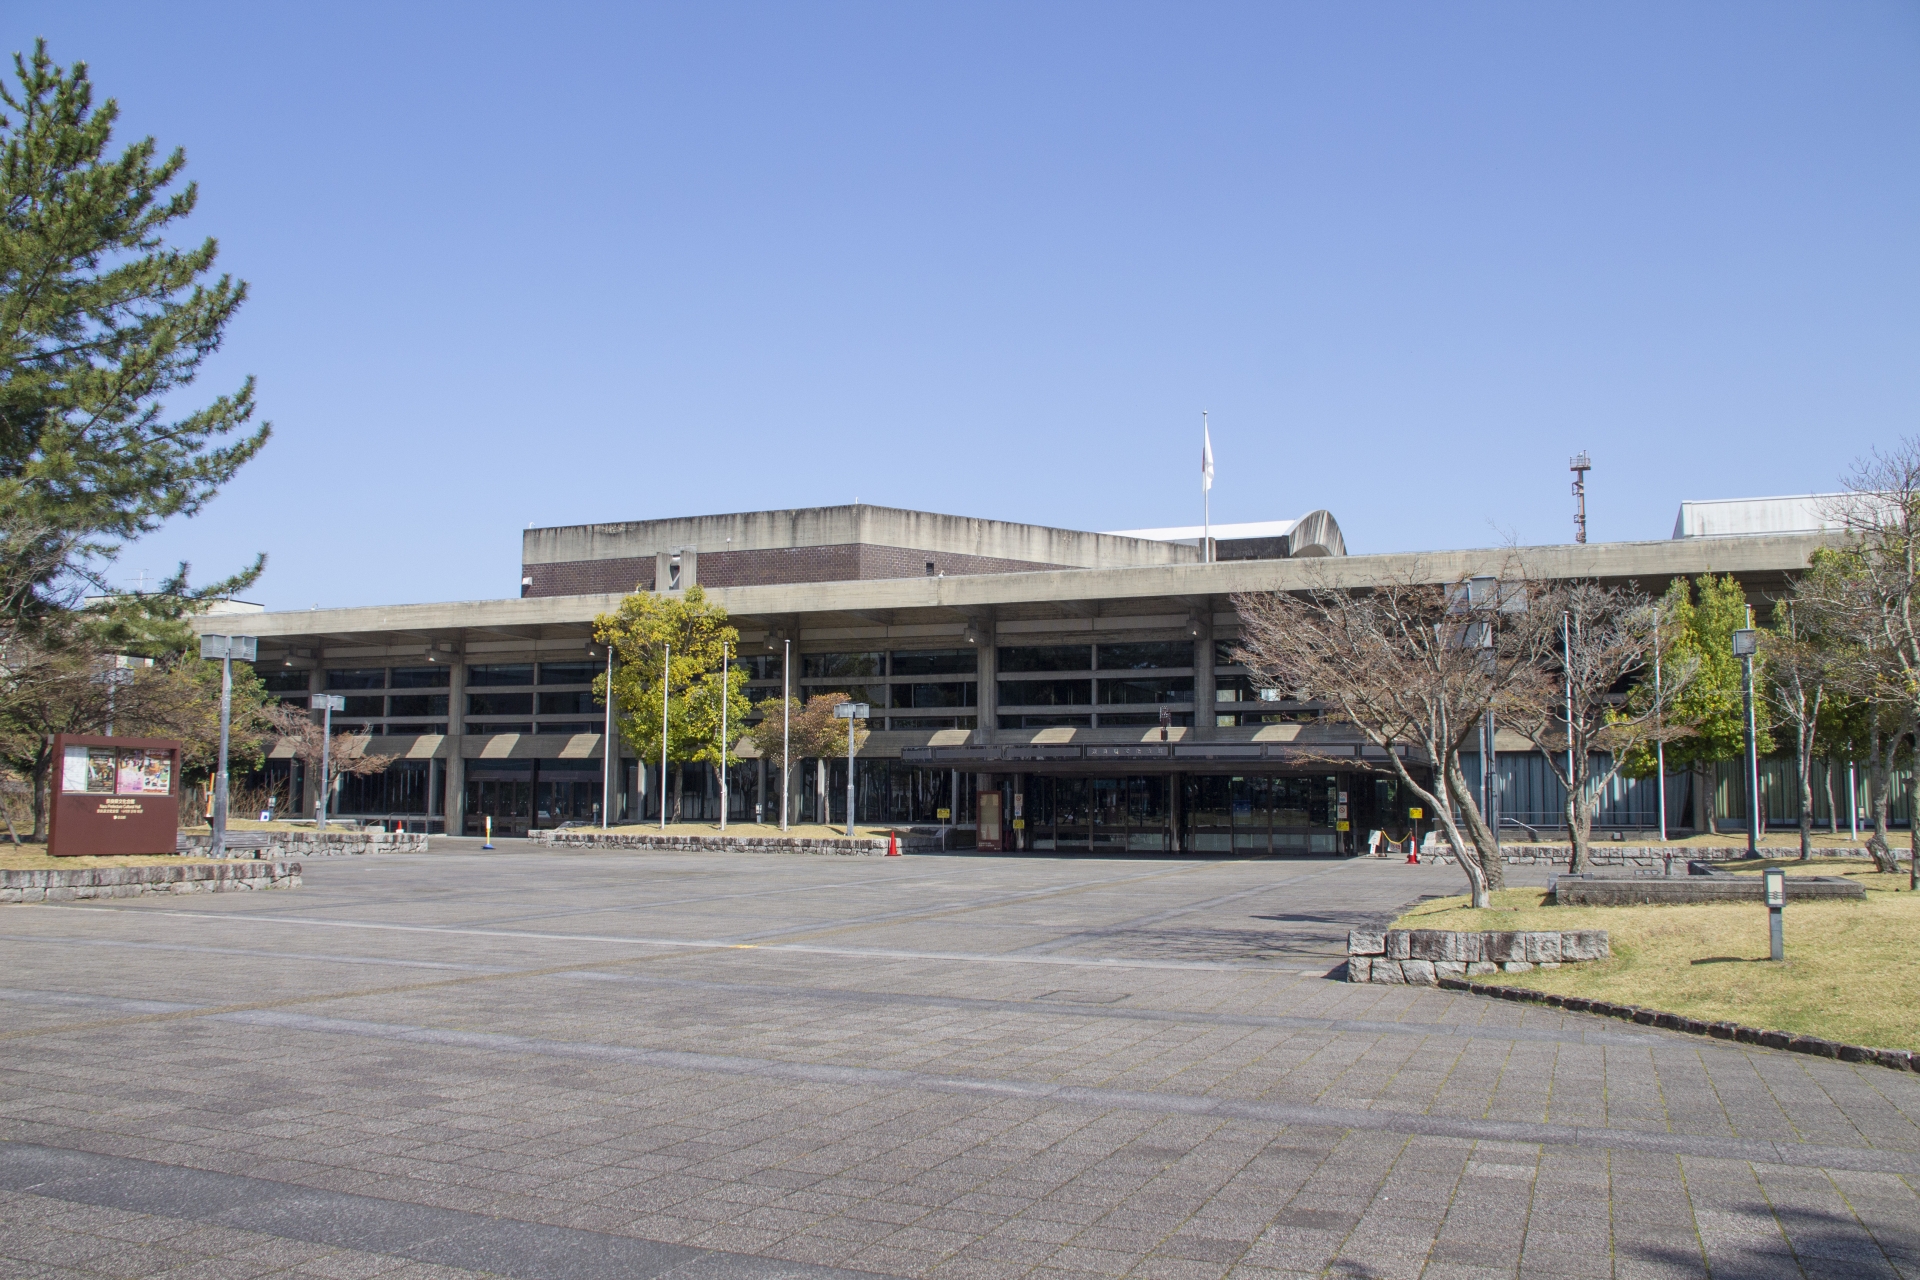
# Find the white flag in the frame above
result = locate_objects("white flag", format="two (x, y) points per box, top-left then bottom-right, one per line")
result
(1201, 421), (1214, 491)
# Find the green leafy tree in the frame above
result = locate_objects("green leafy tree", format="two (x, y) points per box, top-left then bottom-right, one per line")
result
(1622, 575), (1771, 834)
(594, 586), (749, 822)
(740, 691), (868, 827)
(1, 40), (268, 626)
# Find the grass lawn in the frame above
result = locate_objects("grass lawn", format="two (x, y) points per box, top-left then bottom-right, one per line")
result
(1396, 859), (1920, 1051)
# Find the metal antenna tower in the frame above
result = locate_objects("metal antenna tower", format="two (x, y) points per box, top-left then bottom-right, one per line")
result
(1570, 452), (1592, 543)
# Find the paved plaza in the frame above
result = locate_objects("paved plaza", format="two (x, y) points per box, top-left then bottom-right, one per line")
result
(1, 846), (1917, 1280)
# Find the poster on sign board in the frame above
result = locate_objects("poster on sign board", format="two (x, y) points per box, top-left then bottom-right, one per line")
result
(47, 734), (184, 857)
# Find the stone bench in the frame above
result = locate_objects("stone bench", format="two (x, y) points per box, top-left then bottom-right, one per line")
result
(1553, 871), (1865, 906)
(1347, 928), (1610, 985)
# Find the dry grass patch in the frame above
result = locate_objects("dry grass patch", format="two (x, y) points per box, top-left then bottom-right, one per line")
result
(1396, 861), (1920, 1050)
(0, 849), (222, 871)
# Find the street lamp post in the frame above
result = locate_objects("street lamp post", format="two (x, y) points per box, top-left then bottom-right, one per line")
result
(660, 644), (670, 830)
(600, 643), (614, 828)
(1732, 625), (1760, 858)
(719, 641), (729, 832)
(312, 693), (345, 829)
(198, 634), (258, 858)
(781, 639), (790, 833)
(834, 701), (868, 838)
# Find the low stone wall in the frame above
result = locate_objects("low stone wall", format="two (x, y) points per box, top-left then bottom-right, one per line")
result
(1416, 843), (1883, 867)
(1347, 927), (1609, 984)
(3, 861), (302, 903)
(1554, 871), (1866, 906)
(175, 831), (428, 858)
(532, 831), (893, 856)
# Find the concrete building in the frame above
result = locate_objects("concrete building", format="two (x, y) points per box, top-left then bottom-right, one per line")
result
(206, 500), (1843, 848)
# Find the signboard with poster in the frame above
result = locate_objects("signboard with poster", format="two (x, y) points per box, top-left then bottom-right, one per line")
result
(48, 735), (183, 857)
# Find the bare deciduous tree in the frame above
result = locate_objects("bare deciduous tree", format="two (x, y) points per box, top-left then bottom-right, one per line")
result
(1233, 563), (1552, 908)
(264, 704), (396, 818)
(1504, 582), (1691, 873)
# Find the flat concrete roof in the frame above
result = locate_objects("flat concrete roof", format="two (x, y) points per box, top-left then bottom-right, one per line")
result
(199, 531), (1833, 654)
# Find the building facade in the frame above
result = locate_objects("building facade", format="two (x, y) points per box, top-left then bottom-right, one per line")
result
(207, 501), (1840, 848)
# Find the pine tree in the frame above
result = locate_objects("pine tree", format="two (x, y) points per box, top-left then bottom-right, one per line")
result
(0, 40), (268, 624)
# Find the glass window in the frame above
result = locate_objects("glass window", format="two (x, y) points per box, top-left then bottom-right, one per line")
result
(255, 666), (311, 693)
(467, 723), (532, 735)
(539, 690), (599, 715)
(538, 661), (598, 685)
(735, 654), (781, 681)
(388, 694), (449, 717)
(536, 722), (600, 735)
(997, 714), (1092, 729)
(1215, 640), (1245, 667)
(997, 645), (1091, 672)
(1097, 711), (1193, 727)
(892, 682), (978, 709)
(1097, 676), (1194, 704)
(1215, 674), (1287, 702)
(801, 683), (886, 709)
(342, 695), (384, 717)
(890, 649), (977, 676)
(468, 692), (534, 716)
(1097, 641), (1192, 670)
(325, 668), (385, 690)
(467, 664), (534, 687)
(387, 722), (448, 735)
(997, 678), (1092, 706)
(801, 652), (883, 679)
(390, 666), (451, 688)
(888, 716), (978, 730)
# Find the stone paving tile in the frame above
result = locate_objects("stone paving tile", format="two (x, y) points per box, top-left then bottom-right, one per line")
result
(5, 851), (1920, 1277)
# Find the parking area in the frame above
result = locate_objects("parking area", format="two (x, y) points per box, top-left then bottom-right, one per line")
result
(1, 847), (1915, 1279)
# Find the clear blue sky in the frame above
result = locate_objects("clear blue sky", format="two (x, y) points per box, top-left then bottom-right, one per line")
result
(13, 3), (1919, 609)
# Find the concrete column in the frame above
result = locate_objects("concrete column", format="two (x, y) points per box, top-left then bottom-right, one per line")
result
(1192, 608), (1216, 740)
(977, 626), (999, 744)
(305, 664), (326, 818)
(445, 656), (467, 836)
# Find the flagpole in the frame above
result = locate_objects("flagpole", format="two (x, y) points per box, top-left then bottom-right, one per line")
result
(1201, 411), (1213, 563)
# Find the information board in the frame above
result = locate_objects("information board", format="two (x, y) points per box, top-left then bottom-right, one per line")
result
(47, 734), (183, 857)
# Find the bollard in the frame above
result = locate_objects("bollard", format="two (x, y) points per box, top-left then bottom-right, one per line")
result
(1765, 866), (1784, 961)
(483, 815), (494, 851)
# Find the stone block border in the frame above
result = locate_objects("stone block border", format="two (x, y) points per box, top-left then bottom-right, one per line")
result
(3, 861), (302, 903)
(1347, 928), (1610, 984)
(532, 831), (894, 856)
(1436, 975), (1920, 1073)
(1414, 843), (1890, 867)
(176, 831), (427, 858)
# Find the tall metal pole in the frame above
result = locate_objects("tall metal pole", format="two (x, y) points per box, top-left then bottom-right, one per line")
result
(719, 641), (729, 832)
(1849, 760), (1858, 841)
(1563, 613), (1575, 835)
(845, 707), (856, 839)
(781, 639), (790, 832)
(318, 697), (332, 830)
(213, 648), (232, 859)
(1742, 609), (1760, 858)
(660, 643), (670, 830)
(1655, 622), (1667, 843)
(601, 644), (614, 828)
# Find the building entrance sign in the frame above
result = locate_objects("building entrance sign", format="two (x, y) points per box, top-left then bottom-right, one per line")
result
(48, 734), (182, 857)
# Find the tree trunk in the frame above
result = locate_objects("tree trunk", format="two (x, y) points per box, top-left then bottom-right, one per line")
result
(671, 762), (683, 823)
(1444, 753), (1503, 904)
(1823, 758), (1838, 840)
(1870, 729), (1896, 871)
(1695, 762), (1716, 836)
(1795, 721), (1814, 861)
(1565, 760), (1592, 873)
(29, 740), (52, 842)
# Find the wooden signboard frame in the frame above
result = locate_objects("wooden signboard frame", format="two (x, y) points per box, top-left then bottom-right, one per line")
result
(47, 734), (183, 857)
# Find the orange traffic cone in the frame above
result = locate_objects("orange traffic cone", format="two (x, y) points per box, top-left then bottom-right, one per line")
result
(1404, 838), (1419, 865)
(886, 829), (901, 856)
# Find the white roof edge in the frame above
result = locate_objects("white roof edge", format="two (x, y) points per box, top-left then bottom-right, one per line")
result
(1105, 519), (1301, 541)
